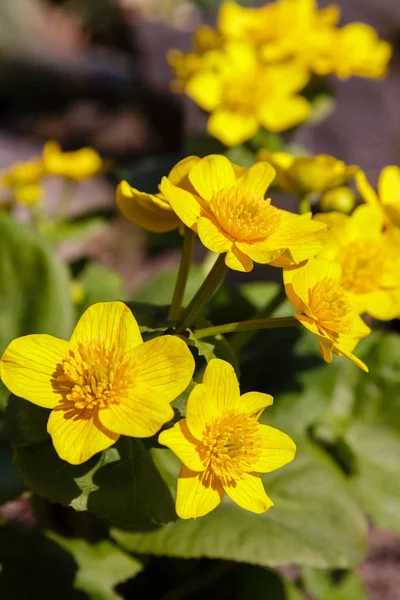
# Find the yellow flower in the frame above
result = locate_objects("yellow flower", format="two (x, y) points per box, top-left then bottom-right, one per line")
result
(159, 358), (296, 519)
(356, 167), (400, 229)
(160, 155), (327, 272)
(315, 205), (400, 320)
(43, 141), (103, 180)
(312, 23), (392, 80)
(284, 258), (370, 371)
(117, 156), (201, 233)
(258, 150), (358, 195)
(2, 159), (45, 205)
(319, 187), (356, 215)
(0, 302), (195, 465)
(184, 42), (310, 146)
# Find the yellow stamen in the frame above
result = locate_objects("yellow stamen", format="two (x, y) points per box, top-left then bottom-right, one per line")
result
(338, 239), (386, 294)
(308, 277), (353, 333)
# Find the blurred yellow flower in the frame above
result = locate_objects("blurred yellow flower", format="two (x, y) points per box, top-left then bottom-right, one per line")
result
(0, 302), (195, 465)
(259, 150), (358, 195)
(284, 258), (370, 370)
(319, 187), (356, 215)
(182, 42), (311, 145)
(315, 205), (400, 320)
(43, 141), (104, 180)
(2, 158), (45, 205)
(160, 155), (327, 272)
(159, 358), (296, 519)
(312, 23), (392, 80)
(356, 167), (400, 229)
(117, 156), (201, 233)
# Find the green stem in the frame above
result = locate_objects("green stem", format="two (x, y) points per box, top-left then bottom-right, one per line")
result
(195, 316), (298, 339)
(168, 228), (197, 323)
(176, 254), (228, 333)
(231, 285), (287, 353)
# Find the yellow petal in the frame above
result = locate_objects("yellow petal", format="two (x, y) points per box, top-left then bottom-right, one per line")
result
(208, 110), (259, 147)
(99, 389), (174, 438)
(117, 181), (179, 233)
(355, 170), (379, 204)
(197, 217), (232, 253)
(365, 289), (400, 321)
(1, 334), (70, 409)
(291, 258), (342, 305)
(176, 466), (224, 519)
(378, 166), (400, 207)
(239, 391), (273, 419)
(188, 155), (236, 201)
(347, 204), (384, 239)
(283, 266), (307, 313)
(185, 71), (222, 112)
(186, 383), (218, 439)
(259, 96), (310, 132)
(48, 406), (118, 465)
(234, 162), (276, 196)
(225, 245), (254, 272)
(252, 425), (296, 473)
(160, 176), (202, 229)
(265, 212), (328, 265)
(295, 313), (322, 336)
(168, 156), (201, 189)
(236, 241), (284, 264)
(129, 335), (195, 403)
(202, 358), (240, 414)
(318, 335), (334, 363)
(224, 472), (273, 513)
(158, 420), (205, 471)
(70, 302), (142, 351)
(333, 342), (369, 372)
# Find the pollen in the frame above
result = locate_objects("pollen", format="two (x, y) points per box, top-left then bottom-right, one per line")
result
(54, 340), (133, 410)
(338, 240), (386, 294)
(308, 277), (353, 334)
(209, 186), (281, 243)
(199, 411), (262, 484)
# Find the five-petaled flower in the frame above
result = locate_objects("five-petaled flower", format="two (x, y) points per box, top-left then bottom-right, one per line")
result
(0, 302), (195, 465)
(159, 358), (296, 519)
(284, 258), (370, 371)
(160, 154), (327, 272)
(315, 205), (400, 320)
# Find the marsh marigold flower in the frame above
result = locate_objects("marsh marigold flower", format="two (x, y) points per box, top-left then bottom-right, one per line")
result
(356, 167), (400, 229)
(315, 205), (400, 320)
(0, 302), (195, 464)
(43, 141), (104, 180)
(284, 258), (370, 371)
(160, 154), (327, 272)
(2, 158), (45, 205)
(258, 150), (358, 195)
(182, 42), (311, 146)
(159, 358), (296, 519)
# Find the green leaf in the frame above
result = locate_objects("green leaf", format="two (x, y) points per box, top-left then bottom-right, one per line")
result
(307, 94), (335, 126)
(41, 217), (106, 245)
(224, 144), (256, 168)
(49, 534), (142, 600)
(133, 265), (204, 307)
(5, 396), (176, 527)
(76, 263), (125, 317)
(112, 438), (367, 569)
(0, 214), (74, 409)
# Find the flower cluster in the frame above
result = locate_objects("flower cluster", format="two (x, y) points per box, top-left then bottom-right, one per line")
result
(1, 142), (104, 206)
(168, 0), (391, 145)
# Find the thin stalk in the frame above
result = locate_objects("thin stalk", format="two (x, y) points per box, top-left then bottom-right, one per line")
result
(56, 177), (76, 221)
(176, 254), (228, 333)
(168, 228), (197, 323)
(195, 316), (298, 339)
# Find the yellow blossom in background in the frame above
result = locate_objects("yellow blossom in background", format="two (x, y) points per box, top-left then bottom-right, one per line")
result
(284, 258), (370, 370)
(159, 358), (296, 519)
(2, 158), (45, 205)
(43, 141), (104, 180)
(356, 167), (400, 229)
(315, 205), (400, 320)
(160, 154), (327, 272)
(312, 23), (392, 80)
(181, 43), (311, 146)
(0, 302), (195, 465)
(117, 156), (201, 233)
(259, 150), (358, 195)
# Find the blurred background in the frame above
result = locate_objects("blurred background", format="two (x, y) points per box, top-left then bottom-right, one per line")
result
(1, 1), (400, 598)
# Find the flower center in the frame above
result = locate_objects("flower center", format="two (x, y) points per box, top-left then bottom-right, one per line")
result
(54, 340), (132, 410)
(338, 240), (386, 294)
(200, 411), (261, 484)
(308, 277), (353, 334)
(222, 74), (269, 114)
(209, 186), (281, 243)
